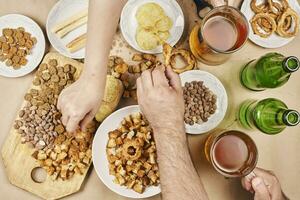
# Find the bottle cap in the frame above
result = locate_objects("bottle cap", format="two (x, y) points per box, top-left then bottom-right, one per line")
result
(283, 56), (300, 72)
(283, 110), (300, 126)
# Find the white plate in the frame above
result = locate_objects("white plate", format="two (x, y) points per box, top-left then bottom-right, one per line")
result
(180, 70), (228, 134)
(241, 0), (300, 48)
(120, 0), (184, 54)
(0, 14), (45, 77)
(46, 0), (88, 59)
(92, 105), (161, 199)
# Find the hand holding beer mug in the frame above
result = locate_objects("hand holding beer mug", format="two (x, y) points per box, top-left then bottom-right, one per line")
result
(191, 0), (249, 65)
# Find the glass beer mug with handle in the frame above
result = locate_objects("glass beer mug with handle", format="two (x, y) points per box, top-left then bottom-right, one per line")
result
(204, 130), (258, 179)
(190, 0), (249, 65)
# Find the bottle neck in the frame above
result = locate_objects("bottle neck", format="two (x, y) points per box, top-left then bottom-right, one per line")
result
(282, 56), (300, 73)
(280, 110), (300, 126)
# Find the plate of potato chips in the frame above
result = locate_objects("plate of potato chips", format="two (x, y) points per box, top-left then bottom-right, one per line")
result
(120, 0), (184, 54)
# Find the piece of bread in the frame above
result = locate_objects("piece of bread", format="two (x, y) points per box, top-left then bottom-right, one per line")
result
(52, 9), (88, 33)
(66, 33), (86, 53)
(56, 16), (88, 38)
(95, 75), (124, 122)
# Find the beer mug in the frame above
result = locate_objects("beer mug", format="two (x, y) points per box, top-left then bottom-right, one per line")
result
(204, 130), (258, 178)
(190, 0), (249, 65)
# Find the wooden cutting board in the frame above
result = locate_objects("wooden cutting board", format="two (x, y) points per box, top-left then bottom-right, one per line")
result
(1, 52), (92, 200)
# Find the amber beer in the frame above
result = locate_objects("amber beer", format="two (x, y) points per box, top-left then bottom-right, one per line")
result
(204, 130), (258, 177)
(190, 6), (249, 65)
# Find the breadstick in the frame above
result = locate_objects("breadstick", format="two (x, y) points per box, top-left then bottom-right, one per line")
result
(51, 8), (88, 33)
(66, 33), (87, 53)
(56, 16), (88, 38)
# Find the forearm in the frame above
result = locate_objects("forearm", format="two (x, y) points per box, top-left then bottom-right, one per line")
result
(154, 126), (209, 200)
(82, 0), (126, 81)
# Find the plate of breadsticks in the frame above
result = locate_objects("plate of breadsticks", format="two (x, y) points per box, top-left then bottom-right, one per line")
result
(47, 0), (88, 59)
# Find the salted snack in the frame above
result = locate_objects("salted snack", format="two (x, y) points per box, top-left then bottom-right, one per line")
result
(52, 9), (88, 53)
(106, 113), (159, 194)
(95, 75), (124, 122)
(13, 56), (95, 180)
(135, 3), (173, 50)
(183, 81), (217, 125)
(163, 43), (197, 73)
(107, 54), (157, 99)
(0, 27), (36, 69)
(66, 33), (86, 53)
(52, 9), (88, 38)
(250, 0), (299, 38)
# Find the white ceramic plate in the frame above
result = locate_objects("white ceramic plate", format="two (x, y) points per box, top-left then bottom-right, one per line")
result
(241, 0), (300, 48)
(92, 105), (161, 199)
(46, 0), (88, 59)
(180, 70), (228, 134)
(120, 0), (184, 54)
(0, 14), (45, 77)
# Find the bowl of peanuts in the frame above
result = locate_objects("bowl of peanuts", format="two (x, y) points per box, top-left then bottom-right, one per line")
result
(180, 70), (228, 134)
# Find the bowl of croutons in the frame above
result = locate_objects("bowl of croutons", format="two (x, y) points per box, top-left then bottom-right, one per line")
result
(92, 105), (161, 198)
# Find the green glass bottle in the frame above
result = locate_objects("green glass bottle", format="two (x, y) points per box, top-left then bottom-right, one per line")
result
(238, 98), (300, 134)
(240, 53), (299, 91)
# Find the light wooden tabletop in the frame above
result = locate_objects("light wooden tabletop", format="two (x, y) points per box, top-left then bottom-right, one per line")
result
(0, 0), (299, 199)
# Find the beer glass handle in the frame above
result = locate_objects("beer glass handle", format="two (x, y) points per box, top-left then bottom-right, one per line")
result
(193, 0), (225, 19)
(245, 171), (256, 181)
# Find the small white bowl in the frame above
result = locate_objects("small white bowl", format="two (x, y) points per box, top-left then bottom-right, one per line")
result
(120, 0), (184, 54)
(46, 0), (88, 59)
(180, 70), (228, 134)
(0, 14), (45, 77)
(92, 105), (161, 199)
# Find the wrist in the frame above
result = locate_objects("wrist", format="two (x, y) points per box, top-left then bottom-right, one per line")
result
(153, 124), (186, 143)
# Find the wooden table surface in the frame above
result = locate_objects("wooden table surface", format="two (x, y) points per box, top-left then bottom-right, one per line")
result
(0, 0), (299, 199)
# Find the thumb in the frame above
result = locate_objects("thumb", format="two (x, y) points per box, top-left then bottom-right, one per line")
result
(165, 66), (181, 91)
(252, 177), (271, 200)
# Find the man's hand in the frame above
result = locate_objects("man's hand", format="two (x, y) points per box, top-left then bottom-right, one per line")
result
(241, 168), (285, 200)
(57, 75), (103, 133)
(137, 64), (185, 133)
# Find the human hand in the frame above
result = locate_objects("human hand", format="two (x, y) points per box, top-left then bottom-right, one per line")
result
(241, 168), (285, 200)
(136, 64), (185, 134)
(57, 74), (104, 132)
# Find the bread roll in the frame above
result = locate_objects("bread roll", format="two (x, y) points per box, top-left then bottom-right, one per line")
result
(95, 75), (124, 122)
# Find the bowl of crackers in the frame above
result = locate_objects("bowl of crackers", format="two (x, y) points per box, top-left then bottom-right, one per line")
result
(92, 105), (160, 198)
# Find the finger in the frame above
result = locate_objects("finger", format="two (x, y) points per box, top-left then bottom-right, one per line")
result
(80, 111), (95, 132)
(66, 115), (83, 133)
(252, 177), (271, 200)
(165, 66), (182, 91)
(61, 113), (69, 126)
(140, 69), (153, 90)
(152, 64), (169, 87)
(241, 177), (252, 191)
(57, 94), (64, 111)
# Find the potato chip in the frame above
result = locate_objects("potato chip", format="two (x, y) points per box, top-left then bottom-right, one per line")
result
(135, 3), (173, 50)
(136, 28), (159, 50)
(155, 16), (173, 32)
(136, 3), (164, 28)
(157, 31), (170, 43)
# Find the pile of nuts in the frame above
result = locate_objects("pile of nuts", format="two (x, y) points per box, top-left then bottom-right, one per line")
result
(0, 27), (37, 69)
(14, 58), (95, 180)
(106, 113), (159, 193)
(183, 81), (217, 125)
(108, 53), (157, 100)
(14, 59), (76, 150)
